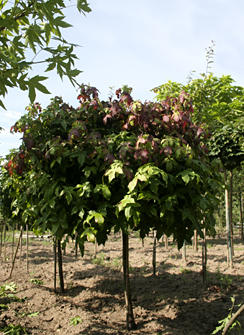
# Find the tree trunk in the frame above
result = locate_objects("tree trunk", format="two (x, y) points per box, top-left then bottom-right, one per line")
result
(0, 221), (3, 259)
(239, 191), (243, 241)
(182, 241), (187, 264)
(3, 222), (7, 262)
(202, 228), (207, 285)
(229, 170), (234, 257)
(152, 230), (157, 276)
(164, 234), (168, 250)
(53, 237), (57, 292)
(11, 224), (15, 261)
(122, 231), (136, 330)
(9, 226), (23, 279)
(193, 230), (198, 252)
(57, 239), (64, 292)
(225, 170), (233, 268)
(26, 224), (29, 273)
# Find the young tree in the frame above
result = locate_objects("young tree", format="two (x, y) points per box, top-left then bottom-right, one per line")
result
(1, 85), (220, 330)
(0, 0), (91, 109)
(153, 74), (244, 267)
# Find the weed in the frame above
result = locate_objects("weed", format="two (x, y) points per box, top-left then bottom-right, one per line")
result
(215, 271), (233, 290)
(109, 256), (121, 270)
(0, 304), (8, 310)
(0, 324), (28, 334)
(30, 278), (43, 286)
(70, 316), (82, 326)
(180, 267), (192, 274)
(92, 252), (105, 266)
(0, 283), (17, 297)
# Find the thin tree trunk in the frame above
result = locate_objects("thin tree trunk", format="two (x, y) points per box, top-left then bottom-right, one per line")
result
(229, 170), (234, 257)
(94, 239), (97, 258)
(122, 231), (136, 330)
(0, 221), (3, 259)
(182, 241), (187, 264)
(194, 230), (198, 252)
(3, 222), (7, 262)
(9, 226), (23, 279)
(26, 224), (29, 273)
(164, 234), (168, 250)
(239, 191), (243, 241)
(202, 228), (207, 285)
(225, 170), (233, 268)
(57, 239), (64, 292)
(152, 230), (157, 276)
(19, 226), (22, 265)
(53, 237), (57, 293)
(75, 232), (78, 260)
(11, 224), (15, 261)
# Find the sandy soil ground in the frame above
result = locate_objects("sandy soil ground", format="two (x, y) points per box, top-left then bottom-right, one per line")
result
(1, 232), (244, 335)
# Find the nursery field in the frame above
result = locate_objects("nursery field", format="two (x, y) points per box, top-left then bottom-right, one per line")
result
(1, 233), (244, 335)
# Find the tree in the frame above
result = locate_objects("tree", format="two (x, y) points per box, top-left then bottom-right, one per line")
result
(0, 0), (91, 109)
(153, 74), (244, 267)
(1, 85), (220, 330)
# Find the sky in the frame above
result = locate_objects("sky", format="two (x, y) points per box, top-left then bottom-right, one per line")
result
(1, 0), (244, 158)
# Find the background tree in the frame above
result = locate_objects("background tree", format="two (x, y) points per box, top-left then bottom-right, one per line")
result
(0, 0), (91, 109)
(153, 72), (244, 267)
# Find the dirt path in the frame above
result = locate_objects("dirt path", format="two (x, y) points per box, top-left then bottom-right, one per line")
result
(1, 233), (244, 334)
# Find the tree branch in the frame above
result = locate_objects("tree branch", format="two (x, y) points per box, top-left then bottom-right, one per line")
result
(222, 304), (244, 335)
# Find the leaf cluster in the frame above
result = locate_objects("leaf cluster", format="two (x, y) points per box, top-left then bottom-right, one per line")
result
(0, 0), (91, 108)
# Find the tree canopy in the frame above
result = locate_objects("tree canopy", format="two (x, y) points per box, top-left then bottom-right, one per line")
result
(1, 85), (220, 250)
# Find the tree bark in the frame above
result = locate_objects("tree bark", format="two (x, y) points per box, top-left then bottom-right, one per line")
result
(202, 228), (207, 285)
(182, 241), (187, 264)
(9, 226), (23, 279)
(229, 170), (234, 257)
(26, 224), (29, 273)
(239, 191), (243, 241)
(225, 170), (233, 268)
(152, 230), (157, 276)
(53, 237), (57, 292)
(57, 239), (64, 292)
(194, 230), (198, 252)
(122, 231), (136, 330)
(164, 234), (168, 250)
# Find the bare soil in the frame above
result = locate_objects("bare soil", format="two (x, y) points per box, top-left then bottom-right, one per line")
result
(1, 232), (244, 335)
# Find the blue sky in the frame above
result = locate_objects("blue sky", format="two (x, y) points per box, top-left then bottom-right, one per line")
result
(1, 0), (244, 157)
